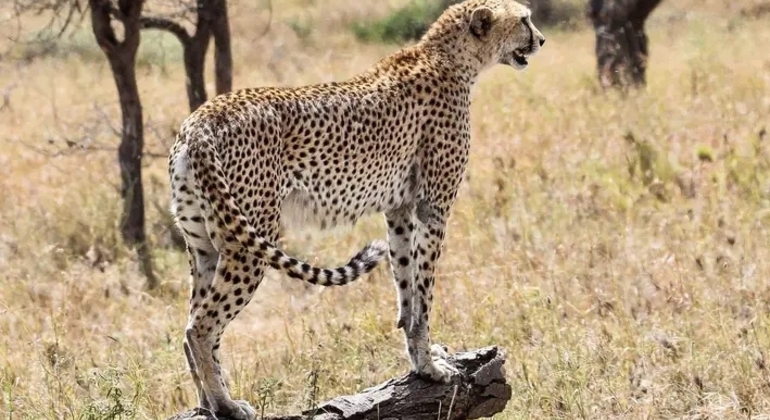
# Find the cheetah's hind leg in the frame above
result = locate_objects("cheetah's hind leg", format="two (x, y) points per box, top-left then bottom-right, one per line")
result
(185, 248), (261, 420)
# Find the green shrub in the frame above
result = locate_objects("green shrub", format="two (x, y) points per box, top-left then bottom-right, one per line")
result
(352, 0), (585, 44)
(352, 0), (452, 44)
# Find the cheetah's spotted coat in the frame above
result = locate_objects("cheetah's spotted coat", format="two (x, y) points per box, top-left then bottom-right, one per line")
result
(169, 0), (544, 418)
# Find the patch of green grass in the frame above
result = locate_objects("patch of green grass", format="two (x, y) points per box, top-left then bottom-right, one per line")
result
(351, 0), (448, 44)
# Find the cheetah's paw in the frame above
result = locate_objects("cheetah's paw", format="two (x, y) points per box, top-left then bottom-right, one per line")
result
(430, 343), (450, 359)
(417, 356), (459, 384)
(215, 399), (256, 420)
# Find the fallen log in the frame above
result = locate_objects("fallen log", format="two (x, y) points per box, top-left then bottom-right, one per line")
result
(167, 346), (511, 420)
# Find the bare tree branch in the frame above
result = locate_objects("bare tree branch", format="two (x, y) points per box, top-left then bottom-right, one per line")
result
(0, 83), (18, 112)
(2, 0), (85, 54)
(93, 103), (122, 137)
(140, 14), (191, 45)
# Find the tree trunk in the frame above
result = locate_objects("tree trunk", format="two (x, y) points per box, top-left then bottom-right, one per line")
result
(184, 28), (211, 111)
(167, 346), (512, 420)
(210, 0), (233, 95)
(91, 0), (158, 289)
(138, 0), (234, 252)
(109, 55), (158, 287)
(140, 1), (232, 111)
(179, 0), (232, 111)
(109, 57), (144, 245)
(588, 0), (663, 89)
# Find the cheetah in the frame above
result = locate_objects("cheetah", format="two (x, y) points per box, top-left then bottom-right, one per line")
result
(169, 0), (544, 418)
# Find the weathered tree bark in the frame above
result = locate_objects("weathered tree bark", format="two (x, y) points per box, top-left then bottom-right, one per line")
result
(166, 346), (511, 420)
(588, 0), (663, 89)
(90, 0), (158, 289)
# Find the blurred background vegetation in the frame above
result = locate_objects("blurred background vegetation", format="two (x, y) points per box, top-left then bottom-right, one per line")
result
(352, 0), (584, 43)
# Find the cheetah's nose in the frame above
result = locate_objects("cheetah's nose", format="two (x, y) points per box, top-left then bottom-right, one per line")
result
(539, 38), (546, 47)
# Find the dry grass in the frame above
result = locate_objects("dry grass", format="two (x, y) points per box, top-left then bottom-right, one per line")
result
(2, 0), (770, 419)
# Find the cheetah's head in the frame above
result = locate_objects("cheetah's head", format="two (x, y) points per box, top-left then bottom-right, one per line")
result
(469, 0), (545, 70)
(426, 0), (546, 72)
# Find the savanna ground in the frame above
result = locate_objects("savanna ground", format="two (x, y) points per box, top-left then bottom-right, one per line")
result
(2, 0), (770, 419)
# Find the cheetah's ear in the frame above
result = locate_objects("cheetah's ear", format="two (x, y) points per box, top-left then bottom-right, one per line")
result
(469, 7), (494, 38)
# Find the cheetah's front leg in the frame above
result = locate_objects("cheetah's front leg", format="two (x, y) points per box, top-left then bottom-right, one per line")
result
(386, 206), (417, 332)
(405, 200), (459, 383)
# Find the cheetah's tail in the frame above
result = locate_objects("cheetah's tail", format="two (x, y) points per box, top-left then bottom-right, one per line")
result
(187, 142), (388, 286)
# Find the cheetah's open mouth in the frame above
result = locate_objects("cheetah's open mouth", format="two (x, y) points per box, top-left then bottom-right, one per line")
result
(501, 47), (532, 69)
(512, 50), (529, 66)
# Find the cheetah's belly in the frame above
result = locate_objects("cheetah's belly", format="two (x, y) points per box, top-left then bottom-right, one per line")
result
(280, 163), (418, 231)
